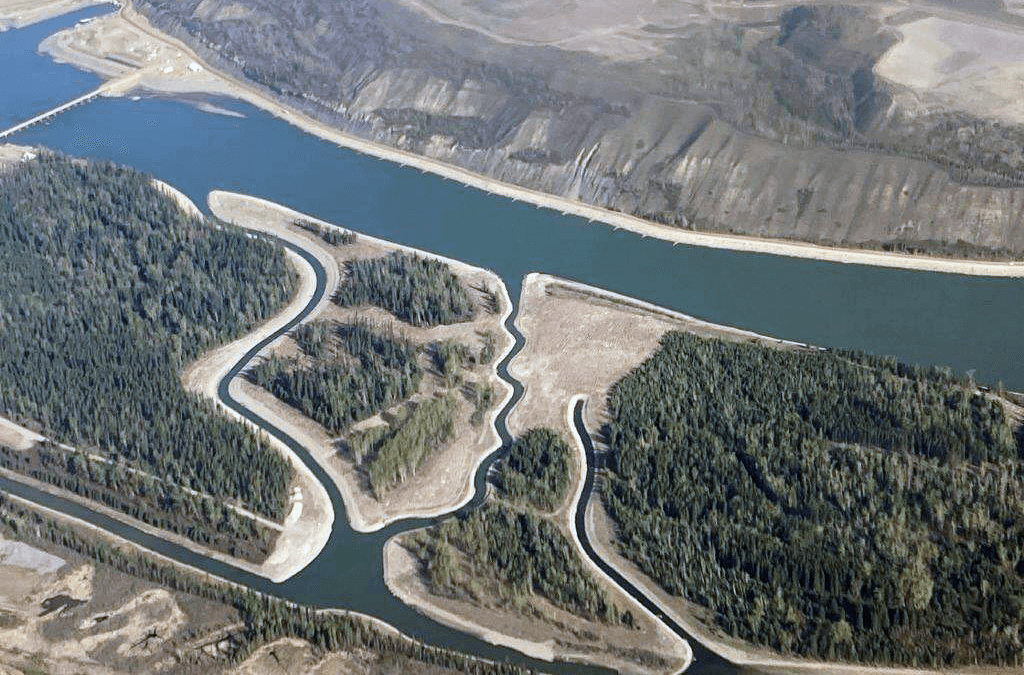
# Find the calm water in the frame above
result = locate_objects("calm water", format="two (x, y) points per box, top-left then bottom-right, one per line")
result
(2, 8), (1024, 675)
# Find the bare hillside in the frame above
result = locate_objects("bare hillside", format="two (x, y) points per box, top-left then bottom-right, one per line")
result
(136, 0), (1024, 257)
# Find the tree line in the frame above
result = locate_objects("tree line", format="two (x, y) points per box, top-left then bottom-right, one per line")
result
(333, 252), (475, 327)
(346, 393), (457, 497)
(0, 491), (537, 675)
(602, 331), (1024, 666)
(493, 428), (572, 512)
(411, 428), (628, 625)
(0, 154), (296, 554)
(249, 319), (422, 434)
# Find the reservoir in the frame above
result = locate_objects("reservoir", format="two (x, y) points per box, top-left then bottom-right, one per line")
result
(2, 8), (1023, 675)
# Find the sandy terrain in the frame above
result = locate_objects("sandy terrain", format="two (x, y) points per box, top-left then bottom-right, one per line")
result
(876, 15), (1024, 126)
(0, 530), (225, 675)
(34, 4), (1024, 278)
(0, 417), (44, 452)
(0, 0), (110, 31)
(208, 191), (514, 533)
(0, 144), (35, 168)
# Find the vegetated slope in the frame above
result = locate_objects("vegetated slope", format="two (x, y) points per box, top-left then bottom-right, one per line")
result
(136, 0), (1024, 257)
(411, 429), (628, 624)
(0, 154), (295, 551)
(603, 331), (1024, 666)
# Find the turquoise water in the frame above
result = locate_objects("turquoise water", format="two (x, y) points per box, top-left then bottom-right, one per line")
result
(2, 9), (1024, 675)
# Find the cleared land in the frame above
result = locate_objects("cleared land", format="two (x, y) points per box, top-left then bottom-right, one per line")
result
(877, 16), (1024, 125)
(33, 5), (1024, 276)
(208, 191), (514, 532)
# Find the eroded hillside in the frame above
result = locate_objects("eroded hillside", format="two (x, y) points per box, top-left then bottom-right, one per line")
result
(136, 0), (1024, 257)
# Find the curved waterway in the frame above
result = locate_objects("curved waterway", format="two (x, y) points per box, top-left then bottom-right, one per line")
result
(3, 9), (1024, 675)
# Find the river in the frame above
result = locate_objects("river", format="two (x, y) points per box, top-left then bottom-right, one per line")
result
(2, 7), (1023, 675)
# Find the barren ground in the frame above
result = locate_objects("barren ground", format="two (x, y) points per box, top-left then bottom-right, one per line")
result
(876, 14), (1024, 125)
(208, 191), (514, 532)
(0, 529), (241, 675)
(180, 192), (335, 583)
(384, 273), (733, 675)
(33, 5), (1024, 277)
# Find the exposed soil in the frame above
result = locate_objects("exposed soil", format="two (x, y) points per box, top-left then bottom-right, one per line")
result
(37, 7), (1024, 276)
(382, 273), (725, 675)
(0, 530), (241, 675)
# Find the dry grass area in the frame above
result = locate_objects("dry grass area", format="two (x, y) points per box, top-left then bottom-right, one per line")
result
(394, 0), (710, 61)
(876, 14), (1024, 125)
(209, 191), (513, 533)
(508, 273), (778, 441)
(0, 531), (241, 675)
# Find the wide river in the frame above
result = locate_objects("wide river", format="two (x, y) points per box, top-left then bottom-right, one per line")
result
(3, 8), (1024, 675)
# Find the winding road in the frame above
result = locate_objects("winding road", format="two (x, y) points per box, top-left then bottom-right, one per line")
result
(0, 229), (735, 675)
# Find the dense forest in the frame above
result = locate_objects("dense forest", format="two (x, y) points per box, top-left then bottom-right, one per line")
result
(0, 443), (274, 562)
(493, 428), (572, 512)
(333, 252), (475, 327)
(602, 331), (1024, 666)
(249, 319), (422, 433)
(413, 503), (625, 624)
(0, 493), (537, 675)
(412, 428), (624, 625)
(0, 155), (295, 555)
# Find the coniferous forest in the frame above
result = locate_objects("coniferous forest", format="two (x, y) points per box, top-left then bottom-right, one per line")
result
(333, 252), (475, 326)
(0, 154), (296, 548)
(493, 428), (572, 512)
(249, 319), (422, 434)
(412, 429), (627, 625)
(602, 331), (1024, 666)
(0, 493), (535, 675)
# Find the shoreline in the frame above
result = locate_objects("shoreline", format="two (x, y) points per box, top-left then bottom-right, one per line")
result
(32, 1), (1024, 279)
(0, 489), (482, 668)
(382, 538), (557, 663)
(179, 188), (335, 584)
(0, 0), (110, 31)
(549, 275), (1010, 675)
(207, 190), (517, 534)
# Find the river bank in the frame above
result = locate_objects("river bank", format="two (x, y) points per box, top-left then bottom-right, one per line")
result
(179, 229), (333, 583)
(33, 2), (1024, 278)
(544, 278), (1016, 675)
(208, 191), (515, 534)
(383, 272), (697, 675)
